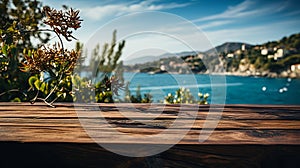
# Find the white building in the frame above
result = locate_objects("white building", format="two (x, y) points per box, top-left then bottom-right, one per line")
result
(197, 53), (204, 59)
(267, 55), (274, 59)
(241, 44), (246, 51)
(261, 49), (268, 55)
(227, 53), (234, 58)
(291, 64), (300, 72)
(160, 65), (166, 71)
(275, 48), (284, 58)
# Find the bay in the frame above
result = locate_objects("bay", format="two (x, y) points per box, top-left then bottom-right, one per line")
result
(122, 72), (300, 105)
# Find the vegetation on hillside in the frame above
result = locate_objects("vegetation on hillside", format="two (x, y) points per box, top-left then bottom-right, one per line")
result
(124, 33), (300, 78)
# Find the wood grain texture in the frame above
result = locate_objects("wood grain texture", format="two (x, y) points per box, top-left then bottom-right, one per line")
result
(1, 102), (300, 167)
(1, 102), (300, 144)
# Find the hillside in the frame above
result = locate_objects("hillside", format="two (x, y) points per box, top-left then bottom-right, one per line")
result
(206, 42), (252, 56)
(123, 51), (199, 65)
(123, 33), (300, 78)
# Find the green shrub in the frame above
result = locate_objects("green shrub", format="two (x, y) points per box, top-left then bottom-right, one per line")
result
(0, 0), (52, 102)
(123, 83), (153, 103)
(164, 87), (209, 105)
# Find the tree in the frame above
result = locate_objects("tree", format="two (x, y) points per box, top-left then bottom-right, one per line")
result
(88, 30), (126, 103)
(0, 0), (50, 47)
(0, 0), (50, 101)
(91, 30), (125, 77)
(293, 39), (300, 50)
(21, 6), (82, 106)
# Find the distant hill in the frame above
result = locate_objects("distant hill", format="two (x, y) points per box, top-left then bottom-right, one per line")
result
(123, 51), (199, 65)
(123, 43), (253, 65)
(123, 32), (300, 78)
(205, 42), (252, 56)
(123, 55), (157, 65)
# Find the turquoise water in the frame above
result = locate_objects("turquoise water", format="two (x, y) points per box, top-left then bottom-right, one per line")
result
(122, 72), (300, 105)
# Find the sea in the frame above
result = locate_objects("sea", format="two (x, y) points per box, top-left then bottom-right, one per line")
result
(120, 72), (300, 105)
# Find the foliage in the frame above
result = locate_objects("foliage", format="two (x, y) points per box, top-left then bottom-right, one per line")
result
(164, 87), (209, 105)
(123, 83), (152, 103)
(0, 42), (29, 101)
(17, 6), (82, 106)
(71, 74), (94, 102)
(91, 30), (125, 76)
(278, 54), (300, 67)
(94, 75), (124, 103)
(43, 6), (81, 41)
(87, 30), (126, 103)
(0, 0), (51, 102)
(19, 6), (125, 106)
(0, 0), (50, 47)
(264, 54), (300, 73)
(22, 43), (79, 74)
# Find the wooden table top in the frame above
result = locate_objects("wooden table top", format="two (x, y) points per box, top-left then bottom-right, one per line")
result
(0, 102), (300, 145)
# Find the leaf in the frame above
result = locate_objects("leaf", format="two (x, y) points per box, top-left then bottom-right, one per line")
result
(40, 82), (46, 92)
(11, 97), (21, 102)
(28, 76), (38, 88)
(44, 83), (49, 95)
(2, 45), (8, 56)
(28, 49), (32, 57)
(34, 79), (41, 90)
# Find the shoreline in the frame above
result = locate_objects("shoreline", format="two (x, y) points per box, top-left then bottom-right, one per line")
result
(124, 71), (300, 79)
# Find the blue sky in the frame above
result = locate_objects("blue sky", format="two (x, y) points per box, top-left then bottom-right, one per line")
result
(41, 0), (300, 58)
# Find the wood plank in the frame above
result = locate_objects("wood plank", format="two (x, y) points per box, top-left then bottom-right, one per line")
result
(1, 103), (300, 167)
(0, 103), (300, 145)
(1, 125), (300, 144)
(1, 108), (300, 120)
(1, 118), (300, 130)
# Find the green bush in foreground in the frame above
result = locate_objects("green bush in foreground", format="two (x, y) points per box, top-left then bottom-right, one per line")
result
(0, 0), (50, 102)
(164, 87), (209, 105)
(123, 83), (153, 103)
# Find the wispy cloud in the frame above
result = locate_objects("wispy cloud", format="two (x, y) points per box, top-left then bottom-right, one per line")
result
(198, 20), (234, 30)
(81, 0), (191, 21)
(195, 0), (254, 22)
(285, 10), (300, 16)
(192, 0), (288, 23)
(205, 19), (300, 46)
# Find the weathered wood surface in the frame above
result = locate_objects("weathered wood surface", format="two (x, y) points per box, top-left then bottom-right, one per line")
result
(1, 102), (300, 144)
(0, 102), (300, 168)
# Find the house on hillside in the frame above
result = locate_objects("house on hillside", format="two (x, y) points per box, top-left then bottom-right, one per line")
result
(197, 53), (204, 59)
(261, 48), (269, 55)
(274, 48), (284, 60)
(263, 47), (286, 61)
(291, 64), (300, 72)
(241, 44), (246, 51)
(227, 53), (235, 58)
(235, 49), (242, 55)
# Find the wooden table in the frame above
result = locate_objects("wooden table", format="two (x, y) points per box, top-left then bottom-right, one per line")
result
(0, 102), (300, 167)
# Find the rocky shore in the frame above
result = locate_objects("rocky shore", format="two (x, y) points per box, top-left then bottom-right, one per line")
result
(137, 69), (300, 78)
(222, 70), (299, 78)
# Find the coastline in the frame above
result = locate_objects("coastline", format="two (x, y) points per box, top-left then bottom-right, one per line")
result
(209, 71), (300, 78)
(125, 70), (300, 79)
